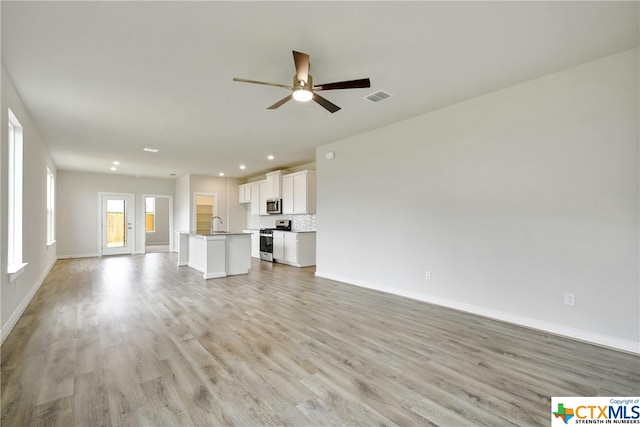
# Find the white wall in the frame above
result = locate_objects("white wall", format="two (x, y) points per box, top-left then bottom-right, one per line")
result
(181, 174), (246, 233)
(174, 174), (190, 236)
(1, 66), (58, 341)
(226, 177), (247, 233)
(316, 48), (639, 352)
(57, 171), (175, 257)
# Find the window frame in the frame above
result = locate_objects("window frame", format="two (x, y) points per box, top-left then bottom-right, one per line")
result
(46, 167), (56, 245)
(145, 196), (156, 233)
(7, 108), (26, 278)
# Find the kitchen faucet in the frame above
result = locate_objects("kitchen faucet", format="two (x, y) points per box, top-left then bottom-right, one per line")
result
(210, 216), (223, 233)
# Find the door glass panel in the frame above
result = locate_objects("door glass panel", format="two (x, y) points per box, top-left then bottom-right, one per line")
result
(106, 199), (127, 248)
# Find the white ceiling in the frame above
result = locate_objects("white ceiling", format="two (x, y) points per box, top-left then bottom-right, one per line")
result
(2, 1), (638, 179)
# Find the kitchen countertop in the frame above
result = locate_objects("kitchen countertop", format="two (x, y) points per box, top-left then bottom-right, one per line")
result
(192, 232), (250, 237)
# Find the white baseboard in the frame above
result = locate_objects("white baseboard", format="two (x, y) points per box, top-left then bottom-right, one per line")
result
(315, 271), (640, 355)
(203, 273), (226, 279)
(57, 253), (100, 259)
(1, 258), (57, 345)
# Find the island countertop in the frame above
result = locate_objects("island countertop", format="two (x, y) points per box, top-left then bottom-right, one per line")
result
(191, 232), (251, 238)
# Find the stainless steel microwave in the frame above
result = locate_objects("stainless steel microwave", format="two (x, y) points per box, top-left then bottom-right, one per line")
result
(266, 198), (282, 215)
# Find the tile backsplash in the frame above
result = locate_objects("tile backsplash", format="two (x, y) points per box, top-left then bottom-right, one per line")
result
(246, 213), (316, 232)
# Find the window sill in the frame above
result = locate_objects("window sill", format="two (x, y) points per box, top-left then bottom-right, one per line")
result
(47, 240), (56, 247)
(8, 262), (28, 282)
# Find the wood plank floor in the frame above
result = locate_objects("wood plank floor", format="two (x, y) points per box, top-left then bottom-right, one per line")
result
(2, 253), (638, 426)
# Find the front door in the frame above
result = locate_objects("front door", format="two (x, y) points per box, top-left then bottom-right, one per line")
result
(101, 193), (134, 256)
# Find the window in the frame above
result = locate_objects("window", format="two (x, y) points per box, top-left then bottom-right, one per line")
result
(8, 108), (25, 275)
(145, 197), (155, 232)
(47, 168), (55, 245)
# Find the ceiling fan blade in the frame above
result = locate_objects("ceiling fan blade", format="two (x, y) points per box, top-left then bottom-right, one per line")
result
(233, 78), (292, 90)
(292, 51), (310, 86)
(313, 93), (341, 113)
(314, 78), (371, 91)
(267, 94), (293, 110)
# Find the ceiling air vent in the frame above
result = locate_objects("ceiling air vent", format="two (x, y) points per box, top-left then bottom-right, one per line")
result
(364, 90), (393, 103)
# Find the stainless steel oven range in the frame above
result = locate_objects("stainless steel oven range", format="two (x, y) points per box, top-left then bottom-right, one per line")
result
(259, 219), (291, 262)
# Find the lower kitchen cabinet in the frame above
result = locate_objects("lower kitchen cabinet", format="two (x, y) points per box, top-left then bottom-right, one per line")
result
(273, 231), (285, 260)
(284, 238), (297, 264)
(272, 231), (316, 267)
(243, 229), (260, 258)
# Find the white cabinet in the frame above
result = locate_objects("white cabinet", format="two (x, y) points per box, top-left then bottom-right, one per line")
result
(273, 231), (285, 260)
(238, 184), (251, 204)
(187, 233), (251, 279)
(250, 182), (260, 215)
(266, 171), (283, 199)
(282, 174), (294, 214)
(284, 235), (298, 264)
(259, 180), (268, 216)
(272, 231), (316, 267)
(243, 229), (260, 258)
(282, 170), (316, 214)
(248, 180), (269, 216)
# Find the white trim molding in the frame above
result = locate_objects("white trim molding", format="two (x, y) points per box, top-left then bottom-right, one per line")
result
(57, 253), (100, 259)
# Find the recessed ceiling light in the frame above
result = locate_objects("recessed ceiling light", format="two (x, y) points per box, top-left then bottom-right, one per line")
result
(110, 167), (117, 171)
(143, 147), (159, 153)
(169, 173), (176, 176)
(267, 155), (274, 160)
(239, 164), (246, 170)
(112, 161), (120, 165)
(219, 172), (224, 176)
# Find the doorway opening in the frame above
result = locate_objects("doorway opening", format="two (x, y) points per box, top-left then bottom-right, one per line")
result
(193, 193), (218, 234)
(143, 194), (173, 253)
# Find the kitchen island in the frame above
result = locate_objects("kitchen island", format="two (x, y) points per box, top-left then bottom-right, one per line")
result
(176, 232), (251, 279)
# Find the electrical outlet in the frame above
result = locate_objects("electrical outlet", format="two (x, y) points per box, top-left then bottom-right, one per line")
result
(425, 271), (431, 280)
(564, 292), (576, 306)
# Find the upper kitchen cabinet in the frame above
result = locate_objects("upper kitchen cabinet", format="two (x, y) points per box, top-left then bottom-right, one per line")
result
(259, 180), (268, 216)
(282, 170), (316, 214)
(238, 183), (251, 204)
(250, 181), (261, 215)
(266, 171), (283, 199)
(245, 178), (276, 215)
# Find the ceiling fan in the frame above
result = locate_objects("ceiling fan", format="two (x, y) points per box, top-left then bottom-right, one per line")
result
(233, 50), (371, 113)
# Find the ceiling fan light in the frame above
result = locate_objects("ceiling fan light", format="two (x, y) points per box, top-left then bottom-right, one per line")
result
(292, 89), (313, 102)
